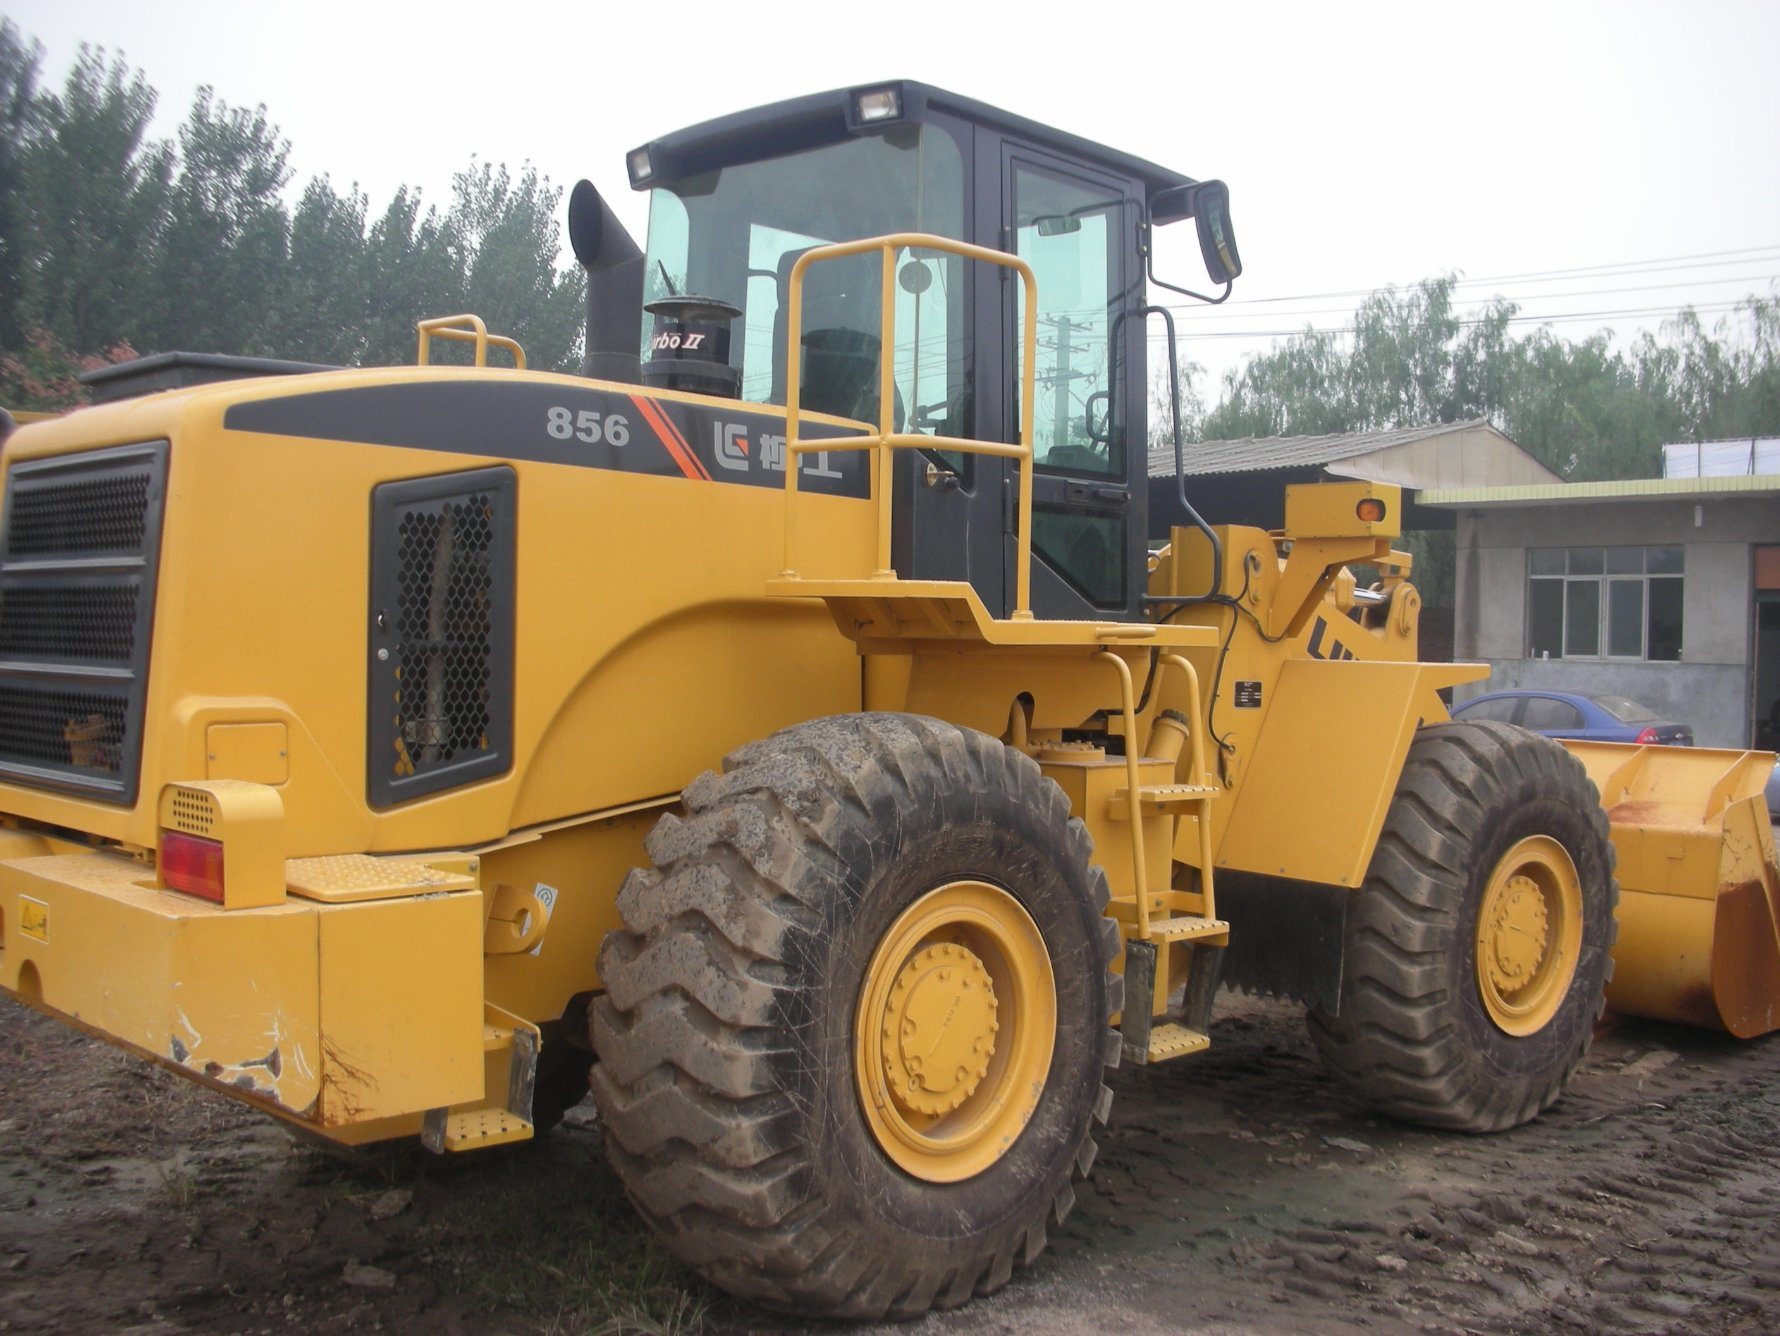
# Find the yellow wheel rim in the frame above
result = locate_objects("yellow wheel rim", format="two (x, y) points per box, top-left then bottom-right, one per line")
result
(854, 880), (1056, 1183)
(1475, 835), (1583, 1036)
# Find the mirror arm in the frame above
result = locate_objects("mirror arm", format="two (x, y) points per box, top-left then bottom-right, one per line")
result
(1143, 220), (1233, 305)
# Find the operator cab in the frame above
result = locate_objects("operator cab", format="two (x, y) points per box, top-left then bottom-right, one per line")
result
(577, 81), (1239, 622)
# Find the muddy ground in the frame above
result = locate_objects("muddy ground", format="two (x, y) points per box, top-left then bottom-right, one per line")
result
(4, 984), (1780, 1335)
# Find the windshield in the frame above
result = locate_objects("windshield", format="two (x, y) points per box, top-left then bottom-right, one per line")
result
(641, 126), (966, 425)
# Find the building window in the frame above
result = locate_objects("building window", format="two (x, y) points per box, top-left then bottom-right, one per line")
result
(1527, 546), (1683, 661)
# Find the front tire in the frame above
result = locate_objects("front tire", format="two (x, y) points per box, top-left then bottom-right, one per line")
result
(589, 714), (1120, 1319)
(1309, 721), (1617, 1132)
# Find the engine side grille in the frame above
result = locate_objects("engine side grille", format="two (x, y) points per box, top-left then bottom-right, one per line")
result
(368, 467), (515, 806)
(0, 442), (168, 803)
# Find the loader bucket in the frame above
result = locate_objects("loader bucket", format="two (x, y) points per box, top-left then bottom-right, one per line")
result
(1565, 742), (1780, 1038)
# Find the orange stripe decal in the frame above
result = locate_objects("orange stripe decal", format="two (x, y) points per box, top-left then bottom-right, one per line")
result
(629, 395), (711, 481)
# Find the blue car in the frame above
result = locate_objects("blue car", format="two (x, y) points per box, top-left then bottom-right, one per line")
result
(1451, 690), (1694, 747)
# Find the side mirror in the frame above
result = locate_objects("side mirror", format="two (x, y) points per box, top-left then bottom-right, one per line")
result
(1192, 181), (1241, 285)
(1148, 180), (1242, 285)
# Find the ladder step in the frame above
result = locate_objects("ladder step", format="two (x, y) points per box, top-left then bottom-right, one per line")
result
(1106, 784), (1219, 819)
(1146, 915), (1229, 944)
(1146, 1023), (1210, 1063)
(441, 1109), (533, 1151)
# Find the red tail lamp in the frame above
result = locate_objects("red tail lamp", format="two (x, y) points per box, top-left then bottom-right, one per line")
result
(161, 831), (226, 903)
(1356, 497), (1388, 523)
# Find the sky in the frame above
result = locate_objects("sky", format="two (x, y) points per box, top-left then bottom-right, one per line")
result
(9, 0), (1780, 394)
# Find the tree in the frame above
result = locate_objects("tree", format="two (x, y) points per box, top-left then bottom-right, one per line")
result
(0, 326), (135, 412)
(447, 161), (584, 374)
(360, 186), (463, 367)
(282, 175), (371, 365)
(1148, 354), (1207, 450)
(0, 26), (590, 378)
(144, 87), (291, 357)
(1203, 277), (1520, 440)
(16, 43), (171, 355)
(0, 21), (43, 351)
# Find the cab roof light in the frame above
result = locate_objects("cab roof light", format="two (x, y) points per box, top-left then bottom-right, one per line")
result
(626, 145), (656, 188)
(847, 85), (904, 131)
(162, 831), (225, 904)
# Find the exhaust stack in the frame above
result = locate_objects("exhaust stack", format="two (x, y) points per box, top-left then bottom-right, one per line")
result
(567, 180), (644, 384)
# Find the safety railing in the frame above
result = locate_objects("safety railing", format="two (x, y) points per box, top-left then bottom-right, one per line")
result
(1097, 649), (1217, 941)
(779, 233), (1040, 621)
(416, 314), (527, 370)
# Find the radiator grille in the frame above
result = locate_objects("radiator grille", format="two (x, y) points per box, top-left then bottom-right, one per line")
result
(0, 442), (167, 803)
(4, 471), (154, 556)
(0, 584), (141, 662)
(369, 467), (515, 805)
(0, 688), (128, 775)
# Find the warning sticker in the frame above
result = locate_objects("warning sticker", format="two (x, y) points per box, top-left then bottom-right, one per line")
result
(19, 896), (47, 942)
(1234, 681), (1263, 709)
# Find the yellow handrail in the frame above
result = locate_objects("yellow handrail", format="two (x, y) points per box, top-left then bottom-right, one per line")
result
(779, 233), (1040, 621)
(1096, 649), (1153, 938)
(1160, 653), (1216, 923)
(416, 314), (527, 370)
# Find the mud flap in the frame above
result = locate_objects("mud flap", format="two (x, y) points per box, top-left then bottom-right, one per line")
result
(1120, 939), (1158, 1063)
(1216, 870), (1349, 1014)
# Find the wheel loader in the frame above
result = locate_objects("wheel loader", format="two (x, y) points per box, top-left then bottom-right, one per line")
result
(0, 81), (1775, 1320)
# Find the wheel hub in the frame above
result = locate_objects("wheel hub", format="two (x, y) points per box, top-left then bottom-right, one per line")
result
(854, 880), (1057, 1183)
(1483, 875), (1550, 989)
(1474, 835), (1584, 1037)
(883, 943), (998, 1116)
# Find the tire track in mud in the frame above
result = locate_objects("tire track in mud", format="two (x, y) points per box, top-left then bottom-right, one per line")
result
(9, 986), (1780, 1334)
(923, 997), (1780, 1335)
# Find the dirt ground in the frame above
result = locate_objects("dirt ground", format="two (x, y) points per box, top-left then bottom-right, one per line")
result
(4, 983), (1780, 1336)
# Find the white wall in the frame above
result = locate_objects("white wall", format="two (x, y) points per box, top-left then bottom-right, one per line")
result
(1449, 495), (1776, 747)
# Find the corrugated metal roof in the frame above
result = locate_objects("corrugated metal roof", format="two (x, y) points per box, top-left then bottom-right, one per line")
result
(1147, 418), (1498, 478)
(1419, 474), (1780, 507)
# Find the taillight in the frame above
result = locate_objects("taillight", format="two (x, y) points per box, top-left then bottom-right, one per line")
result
(161, 832), (225, 902)
(1633, 727), (1659, 744)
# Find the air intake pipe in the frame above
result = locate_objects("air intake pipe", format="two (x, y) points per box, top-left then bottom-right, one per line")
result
(567, 179), (644, 384)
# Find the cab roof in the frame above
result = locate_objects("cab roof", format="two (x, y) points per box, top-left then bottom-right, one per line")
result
(629, 80), (1195, 202)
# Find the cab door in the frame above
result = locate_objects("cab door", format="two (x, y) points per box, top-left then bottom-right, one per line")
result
(892, 129), (1148, 621)
(996, 145), (1147, 621)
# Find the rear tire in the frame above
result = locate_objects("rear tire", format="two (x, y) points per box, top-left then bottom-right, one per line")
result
(1309, 721), (1617, 1132)
(588, 713), (1120, 1319)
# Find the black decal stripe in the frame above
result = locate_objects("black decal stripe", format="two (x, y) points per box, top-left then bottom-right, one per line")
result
(221, 379), (869, 498)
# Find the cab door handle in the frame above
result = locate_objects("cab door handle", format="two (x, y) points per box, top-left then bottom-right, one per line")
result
(1066, 482), (1128, 508)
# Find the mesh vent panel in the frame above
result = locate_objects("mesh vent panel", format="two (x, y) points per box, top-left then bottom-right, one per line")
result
(5, 470), (153, 556)
(0, 687), (128, 776)
(0, 442), (167, 802)
(369, 467), (514, 805)
(0, 584), (140, 662)
(392, 498), (496, 767)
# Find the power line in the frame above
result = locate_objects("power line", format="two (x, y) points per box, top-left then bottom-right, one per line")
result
(1154, 298), (1759, 342)
(1169, 244), (1780, 310)
(1149, 274), (1780, 325)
